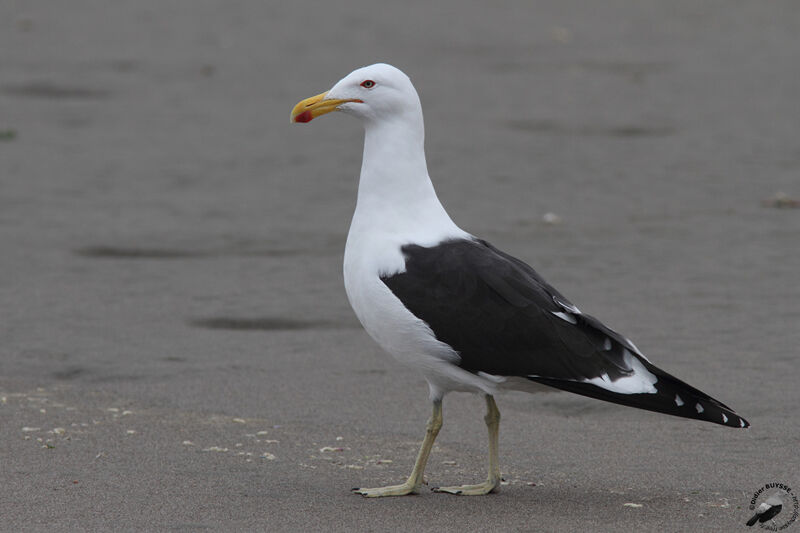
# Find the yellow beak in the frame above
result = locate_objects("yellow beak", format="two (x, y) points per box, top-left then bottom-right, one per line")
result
(290, 92), (362, 123)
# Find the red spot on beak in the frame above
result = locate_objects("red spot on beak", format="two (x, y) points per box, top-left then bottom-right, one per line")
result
(294, 110), (314, 123)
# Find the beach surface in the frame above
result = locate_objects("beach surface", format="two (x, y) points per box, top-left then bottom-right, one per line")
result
(1, 1), (799, 531)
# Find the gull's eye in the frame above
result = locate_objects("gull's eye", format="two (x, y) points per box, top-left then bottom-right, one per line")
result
(360, 80), (376, 89)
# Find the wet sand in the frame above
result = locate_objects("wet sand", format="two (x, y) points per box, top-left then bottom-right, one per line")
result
(1, 1), (799, 531)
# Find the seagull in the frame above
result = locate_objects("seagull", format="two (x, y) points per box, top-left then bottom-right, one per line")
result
(290, 63), (750, 497)
(747, 494), (784, 527)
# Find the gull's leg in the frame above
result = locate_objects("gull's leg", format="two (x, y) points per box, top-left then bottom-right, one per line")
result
(432, 394), (501, 496)
(352, 399), (443, 497)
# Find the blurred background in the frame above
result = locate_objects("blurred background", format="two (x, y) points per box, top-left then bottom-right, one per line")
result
(1, 1), (798, 531)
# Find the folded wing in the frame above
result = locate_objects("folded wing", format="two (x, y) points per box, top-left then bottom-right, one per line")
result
(381, 238), (749, 428)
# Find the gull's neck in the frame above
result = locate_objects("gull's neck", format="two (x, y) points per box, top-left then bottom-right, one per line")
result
(350, 116), (466, 244)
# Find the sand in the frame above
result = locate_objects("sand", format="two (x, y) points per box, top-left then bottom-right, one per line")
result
(1, 1), (799, 531)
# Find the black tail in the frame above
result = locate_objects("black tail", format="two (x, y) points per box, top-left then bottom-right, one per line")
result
(528, 359), (749, 429)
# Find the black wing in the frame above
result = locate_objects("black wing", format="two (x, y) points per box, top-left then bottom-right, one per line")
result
(381, 238), (749, 428)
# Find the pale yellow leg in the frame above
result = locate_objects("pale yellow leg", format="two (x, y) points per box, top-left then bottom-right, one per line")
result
(432, 394), (501, 496)
(352, 400), (443, 497)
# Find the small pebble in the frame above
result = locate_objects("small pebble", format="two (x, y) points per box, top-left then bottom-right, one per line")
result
(762, 191), (800, 208)
(542, 212), (563, 225)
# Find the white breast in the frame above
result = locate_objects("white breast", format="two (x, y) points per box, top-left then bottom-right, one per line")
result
(343, 216), (500, 397)
(340, 102), (502, 397)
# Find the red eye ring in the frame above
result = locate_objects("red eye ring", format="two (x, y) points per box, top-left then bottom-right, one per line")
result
(360, 80), (376, 89)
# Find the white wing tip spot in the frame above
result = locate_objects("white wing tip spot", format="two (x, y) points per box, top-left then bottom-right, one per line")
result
(695, 403), (704, 414)
(603, 338), (612, 351)
(740, 418), (746, 428)
(722, 413), (728, 423)
(552, 311), (577, 325)
(553, 296), (581, 314)
(675, 394), (684, 407)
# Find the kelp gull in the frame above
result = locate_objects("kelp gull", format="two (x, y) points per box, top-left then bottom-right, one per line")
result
(290, 63), (749, 498)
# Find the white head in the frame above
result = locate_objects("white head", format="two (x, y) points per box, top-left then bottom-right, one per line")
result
(290, 63), (422, 127)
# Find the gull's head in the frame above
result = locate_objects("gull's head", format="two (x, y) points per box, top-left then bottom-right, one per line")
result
(290, 63), (421, 125)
